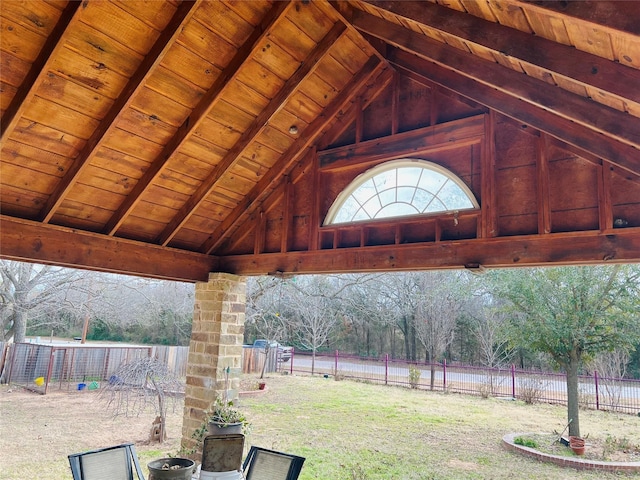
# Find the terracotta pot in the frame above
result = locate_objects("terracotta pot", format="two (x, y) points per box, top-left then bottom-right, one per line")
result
(569, 436), (585, 455)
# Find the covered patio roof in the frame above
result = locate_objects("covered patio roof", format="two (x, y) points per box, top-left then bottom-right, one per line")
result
(1, 0), (639, 282)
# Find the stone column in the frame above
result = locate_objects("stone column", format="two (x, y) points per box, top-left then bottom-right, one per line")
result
(181, 272), (246, 454)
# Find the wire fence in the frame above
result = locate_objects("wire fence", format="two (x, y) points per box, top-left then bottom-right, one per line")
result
(282, 350), (640, 416)
(0, 342), (280, 394)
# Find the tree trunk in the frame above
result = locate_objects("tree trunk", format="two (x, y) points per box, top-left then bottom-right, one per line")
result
(565, 359), (581, 437)
(13, 309), (27, 343)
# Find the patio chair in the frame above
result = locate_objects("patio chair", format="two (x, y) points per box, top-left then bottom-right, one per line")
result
(68, 442), (145, 480)
(241, 446), (305, 480)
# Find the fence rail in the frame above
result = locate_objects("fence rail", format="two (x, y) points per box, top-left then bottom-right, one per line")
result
(0, 342), (280, 393)
(283, 351), (640, 415)
(3, 342), (639, 416)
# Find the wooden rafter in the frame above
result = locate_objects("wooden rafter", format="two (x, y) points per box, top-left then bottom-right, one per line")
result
(0, 1), (82, 141)
(390, 54), (640, 176)
(361, 0), (640, 105)
(104, 1), (292, 236)
(351, 10), (640, 153)
(157, 20), (348, 246)
(200, 56), (384, 254)
(38, 0), (201, 223)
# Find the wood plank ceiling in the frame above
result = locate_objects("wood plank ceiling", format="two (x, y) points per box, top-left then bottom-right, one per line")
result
(1, 0), (639, 282)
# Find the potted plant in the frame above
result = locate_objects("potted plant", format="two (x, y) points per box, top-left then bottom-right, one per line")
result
(187, 395), (249, 457)
(205, 395), (249, 435)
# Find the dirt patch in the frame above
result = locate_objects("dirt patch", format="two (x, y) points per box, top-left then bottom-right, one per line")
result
(0, 384), (183, 479)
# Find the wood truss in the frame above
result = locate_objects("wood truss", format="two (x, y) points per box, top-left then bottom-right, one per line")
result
(1, 1), (639, 281)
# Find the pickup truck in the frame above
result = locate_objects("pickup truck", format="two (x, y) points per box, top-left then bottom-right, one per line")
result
(252, 339), (293, 362)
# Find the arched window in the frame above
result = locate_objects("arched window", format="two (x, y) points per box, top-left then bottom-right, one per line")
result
(324, 159), (479, 225)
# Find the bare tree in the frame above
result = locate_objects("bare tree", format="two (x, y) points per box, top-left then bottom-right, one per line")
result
(288, 276), (340, 374)
(413, 272), (462, 390)
(0, 260), (86, 342)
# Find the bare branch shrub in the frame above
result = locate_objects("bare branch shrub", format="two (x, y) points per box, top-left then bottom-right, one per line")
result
(99, 357), (184, 443)
(517, 376), (547, 404)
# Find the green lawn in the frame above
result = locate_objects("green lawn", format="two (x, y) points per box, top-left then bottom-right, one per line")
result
(240, 374), (639, 479)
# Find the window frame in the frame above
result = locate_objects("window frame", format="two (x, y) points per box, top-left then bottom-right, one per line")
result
(323, 159), (479, 226)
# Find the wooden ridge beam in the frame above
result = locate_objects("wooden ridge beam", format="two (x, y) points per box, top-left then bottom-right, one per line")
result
(104, 1), (292, 237)
(157, 20), (348, 246)
(0, 216), (218, 283)
(200, 56), (384, 255)
(39, 0), (201, 223)
(218, 229), (640, 275)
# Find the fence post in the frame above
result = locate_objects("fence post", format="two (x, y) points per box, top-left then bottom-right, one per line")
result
(511, 364), (516, 399)
(594, 370), (600, 410)
(334, 350), (339, 376)
(442, 358), (446, 391)
(289, 349), (294, 375)
(44, 346), (55, 394)
(385, 354), (389, 385)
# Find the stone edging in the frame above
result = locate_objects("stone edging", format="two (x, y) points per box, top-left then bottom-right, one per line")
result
(502, 433), (640, 474)
(239, 386), (267, 398)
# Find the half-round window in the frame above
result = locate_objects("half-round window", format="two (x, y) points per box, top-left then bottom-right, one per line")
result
(324, 159), (478, 225)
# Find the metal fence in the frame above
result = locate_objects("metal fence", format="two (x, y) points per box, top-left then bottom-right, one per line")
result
(4, 342), (639, 414)
(0, 342), (280, 394)
(283, 350), (640, 415)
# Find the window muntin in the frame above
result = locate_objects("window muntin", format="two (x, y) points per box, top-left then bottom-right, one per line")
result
(324, 159), (479, 225)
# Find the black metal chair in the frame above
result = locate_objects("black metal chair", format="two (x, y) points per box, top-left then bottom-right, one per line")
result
(242, 446), (305, 480)
(68, 443), (145, 480)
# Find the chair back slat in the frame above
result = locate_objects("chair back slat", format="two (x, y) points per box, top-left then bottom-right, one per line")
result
(242, 447), (305, 480)
(68, 443), (145, 480)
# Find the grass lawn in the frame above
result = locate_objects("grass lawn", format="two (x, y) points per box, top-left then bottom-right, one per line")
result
(1, 373), (638, 479)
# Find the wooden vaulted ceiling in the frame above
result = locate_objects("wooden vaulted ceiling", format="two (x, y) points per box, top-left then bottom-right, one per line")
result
(1, 0), (639, 282)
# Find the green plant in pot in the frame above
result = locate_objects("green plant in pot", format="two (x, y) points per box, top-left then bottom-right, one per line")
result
(206, 395), (249, 435)
(190, 395), (250, 450)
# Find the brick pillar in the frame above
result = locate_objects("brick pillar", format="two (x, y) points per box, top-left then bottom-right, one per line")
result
(181, 272), (246, 455)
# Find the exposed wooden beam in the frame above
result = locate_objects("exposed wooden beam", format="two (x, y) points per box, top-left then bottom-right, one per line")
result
(200, 56), (384, 254)
(218, 229), (640, 275)
(0, 216), (218, 283)
(104, 1), (293, 237)
(318, 115), (485, 171)
(0, 1), (82, 142)
(361, 1), (640, 105)
(391, 52), (640, 176)
(316, 66), (394, 150)
(157, 21), (348, 246)
(350, 10), (640, 152)
(38, 0), (201, 223)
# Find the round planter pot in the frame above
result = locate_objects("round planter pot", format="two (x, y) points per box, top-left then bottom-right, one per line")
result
(571, 445), (586, 455)
(208, 421), (243, 435)
(569, 436), (586, 455)
(148, 458), (195, 480)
